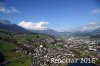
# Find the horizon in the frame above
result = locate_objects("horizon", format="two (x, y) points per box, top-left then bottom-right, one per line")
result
(0, 0), (100, 32)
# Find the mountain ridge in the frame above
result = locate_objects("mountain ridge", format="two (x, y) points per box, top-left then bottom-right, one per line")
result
(0, 20), (28, 33)
(0, 20), (100, 36)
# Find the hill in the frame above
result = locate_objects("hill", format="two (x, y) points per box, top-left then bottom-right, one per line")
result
(0, 20), (28, 32)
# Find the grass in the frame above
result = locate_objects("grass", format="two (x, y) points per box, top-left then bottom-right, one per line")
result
(5, 56), (31, 66)
(0, 41), (17, 60)
(0, 40), (31, 66)
(0, 31), (50, 66)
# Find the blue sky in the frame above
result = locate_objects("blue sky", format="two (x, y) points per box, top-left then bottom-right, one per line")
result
(0, 0), (100, 32)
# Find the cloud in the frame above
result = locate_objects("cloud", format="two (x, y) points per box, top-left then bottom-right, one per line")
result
(92, 8), (100, 14)
(88, 22), (97, 25)
(10, 7), (20, 13)
(0, 4), (20, 14)
(80, 22), (100, 31)
(18, 21), (49, 30)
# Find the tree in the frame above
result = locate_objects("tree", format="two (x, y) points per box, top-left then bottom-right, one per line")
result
(0, 52), (5, 63)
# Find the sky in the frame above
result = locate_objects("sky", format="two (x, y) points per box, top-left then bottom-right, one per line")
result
(0, 0), (100, 32)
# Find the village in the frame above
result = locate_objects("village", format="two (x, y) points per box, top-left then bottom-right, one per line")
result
(12, 34), (100, 66)
(0, 31), (100, 66)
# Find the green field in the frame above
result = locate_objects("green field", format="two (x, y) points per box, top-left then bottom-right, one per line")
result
(5, 56), (31, 66)
(0, 40), (31, 66)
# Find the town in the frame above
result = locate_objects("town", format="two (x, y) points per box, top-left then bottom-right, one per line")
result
(0, 30), (100, 66)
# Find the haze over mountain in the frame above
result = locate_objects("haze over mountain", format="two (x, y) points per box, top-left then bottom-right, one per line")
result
(92, 27), (100, 33)
(73, 22), (100, 32)
(61, 22), (100, 36)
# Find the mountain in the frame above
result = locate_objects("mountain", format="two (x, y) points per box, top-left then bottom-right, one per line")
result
(30, 22), (100, 36)
(75, 22), (100, 32)
(3, 20), (100, 36)
(31, 29), (72, 35)
(71, 31), (90, 36)
(70, 22), (100, 36)
(93, 27), (100, 33)
(0, 20), (28, 32)
(71, 27), (100, 37)
(32, 29), (58, 35)
(0, 20), (72, 35)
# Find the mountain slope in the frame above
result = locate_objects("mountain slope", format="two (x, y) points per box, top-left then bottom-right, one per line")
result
(71, 27), (100, 37)
(32, 29), (58, 35)
(93, 27), (100, 33)
(0, 20), (28, 32)
(32, 29), (72, 35)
